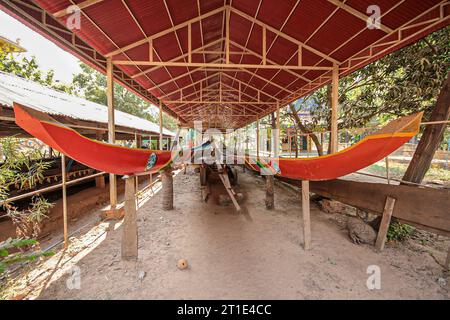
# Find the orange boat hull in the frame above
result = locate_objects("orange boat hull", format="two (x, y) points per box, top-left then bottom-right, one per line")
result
(14, 104), (172, 176)
(15, 103), (422, 181)
(245, 112), (422, 181)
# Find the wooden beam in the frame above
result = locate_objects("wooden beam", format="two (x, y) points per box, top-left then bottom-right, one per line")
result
(304, 179), (450, 237)
(113, 60), (334, 71)
(122, 175), (138, 260)
(107, 58), (117, 208)
(302, 180), (311, 250)
(375, 196), (396, 251)
(105, 6), (226, 57)
(230, 6), (340, 65)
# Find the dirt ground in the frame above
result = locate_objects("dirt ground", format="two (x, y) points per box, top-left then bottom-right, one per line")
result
(1, 167), (449, 300)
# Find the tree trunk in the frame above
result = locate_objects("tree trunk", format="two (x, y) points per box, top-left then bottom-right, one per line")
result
(402, 72), (450, 184)
(161, 166), (174, 210)
(289, 104), (323, 156)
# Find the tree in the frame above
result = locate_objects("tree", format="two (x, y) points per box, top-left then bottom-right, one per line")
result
(0, 46), (73, 93)
(402, 72), (450, 184)
(290, 27), (449, 142)
(72, 63), (178, 131)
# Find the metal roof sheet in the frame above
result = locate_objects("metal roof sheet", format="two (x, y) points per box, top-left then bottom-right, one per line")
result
(0, 71), (175, 137)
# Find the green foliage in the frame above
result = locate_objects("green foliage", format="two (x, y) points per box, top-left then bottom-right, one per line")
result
(0, 238), (54, 274)
(72, 63), (178, 131)
(387, 222), (414, 242)
(0, 47), (73, 93)
(1, 137), (54, 238)
(292, 27), (450, 131)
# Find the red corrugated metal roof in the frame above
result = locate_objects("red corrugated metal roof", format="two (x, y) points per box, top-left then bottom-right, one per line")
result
(1, 0), (448, 129)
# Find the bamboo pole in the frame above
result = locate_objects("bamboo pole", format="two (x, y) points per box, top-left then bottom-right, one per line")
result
(106, 58), (117, 208)
(61, 154), (69, 249)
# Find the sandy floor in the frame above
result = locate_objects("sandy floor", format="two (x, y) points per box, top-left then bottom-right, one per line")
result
(2, 167), (449, 300)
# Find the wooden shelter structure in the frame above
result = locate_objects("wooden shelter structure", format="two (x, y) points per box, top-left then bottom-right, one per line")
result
(1, 0), (449, 259)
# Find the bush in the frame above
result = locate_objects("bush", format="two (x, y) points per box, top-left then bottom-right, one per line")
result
(387, 222), (414, 242)
(0, 238), (54, 274)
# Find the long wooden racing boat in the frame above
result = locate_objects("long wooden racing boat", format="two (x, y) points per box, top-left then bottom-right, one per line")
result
(244, 112), (422, 181)
(15, 103), (422, 180)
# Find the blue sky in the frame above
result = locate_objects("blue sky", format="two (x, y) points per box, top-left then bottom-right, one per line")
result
(0, 10), (81, 84)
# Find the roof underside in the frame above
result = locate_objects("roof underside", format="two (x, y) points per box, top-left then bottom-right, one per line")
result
(2, 0), (449, 130)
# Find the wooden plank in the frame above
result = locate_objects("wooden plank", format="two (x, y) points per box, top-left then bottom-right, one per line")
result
(122, 176), (138, 260)
(303, 179), (450, 236)
(218, 173), (241, 212)
(302, 180), (311, 250)
(375, 196), (396, 251)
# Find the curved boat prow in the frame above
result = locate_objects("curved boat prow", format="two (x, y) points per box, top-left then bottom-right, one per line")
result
(14, 103), (173, 176)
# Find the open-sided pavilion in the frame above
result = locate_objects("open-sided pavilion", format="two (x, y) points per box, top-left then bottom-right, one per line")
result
(1, 0), (449, 258)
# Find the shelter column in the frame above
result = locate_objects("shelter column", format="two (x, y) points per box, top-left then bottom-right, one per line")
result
(122, 175), (138, 260)
(107, 58), (117, 208)
(159, 100), (163, 150)
(256, 119), (260, 158)
(266, 103), (280, 210)
(330, 63), (339, 154)
(159, 99), (173, 210)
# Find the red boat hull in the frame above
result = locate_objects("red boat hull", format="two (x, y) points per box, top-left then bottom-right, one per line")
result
(14, 104), (172, 176)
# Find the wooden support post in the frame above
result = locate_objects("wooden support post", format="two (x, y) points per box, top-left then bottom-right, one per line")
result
(95, 175), (106, 189)
(135, 133), (141, 191)
(331, 63), (339, 154)
(107, 58), (117, 208)
(256, 119), (260, 159)
(445, 247), (450, 271)
(161, 166), (174, 210)
(275, 102), (280, 158)
(61, 154), (69, 249)
(265, 175), (274, 210)
(122, 176), (138, 260)
(375, 196), (396, 251)
(302, 180), (311, 250)
(159, 100), (163, 151)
